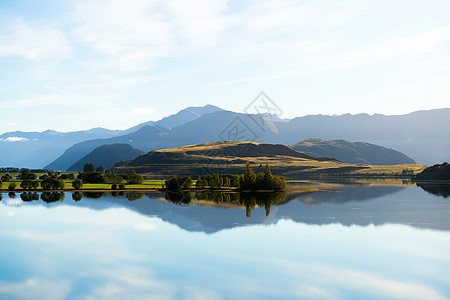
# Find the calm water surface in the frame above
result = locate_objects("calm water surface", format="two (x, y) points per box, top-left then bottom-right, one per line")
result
(1, 181), (450, 300)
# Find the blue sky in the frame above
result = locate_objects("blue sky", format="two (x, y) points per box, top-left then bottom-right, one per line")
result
(1, 0), (449, 133)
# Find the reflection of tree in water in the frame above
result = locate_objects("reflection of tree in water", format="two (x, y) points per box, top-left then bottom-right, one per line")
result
(110, 191), (125, 197)
(417, 183), (450, 198)
(164, 190), (193, 204)
(240, 192), (287, 218)
(20, 192), (40, 202)
(195, 191), (287, 218)
(8, 192), (16, 199)
(41, 192), (65, 203)
(82, 192), (108, 199)
(126, 192), (145, 201)
(72, 192), (83, 202)
(195, 191), (240, 204)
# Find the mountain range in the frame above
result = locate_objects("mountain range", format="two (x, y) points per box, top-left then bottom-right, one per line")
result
(0, 105), (448, 169)
(291, 138), (416, 165)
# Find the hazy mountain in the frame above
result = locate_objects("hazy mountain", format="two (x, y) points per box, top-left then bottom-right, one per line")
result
(291, 138), (415, 165)
(271, 109), (450, 165)
(45, 125), (170, 171)
(46, 111), (279, 170)
(0, 128), (122, 169)
(122, 104), (224, 134)
(67, 143), (144, 172)
(4, 107), (449, 169)
(1, 104), (225, 169)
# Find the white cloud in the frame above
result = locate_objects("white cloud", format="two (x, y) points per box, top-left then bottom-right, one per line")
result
(245, 0), (367, 31)
(0, 19), (71, 60)
(165, 0), (230, 48)
(7, 122), (16, 126)
(73, 0), (174, 71)
(329, 25), (450, 69)
(1, 137), (29, 142)
(72, 0), (232, 71)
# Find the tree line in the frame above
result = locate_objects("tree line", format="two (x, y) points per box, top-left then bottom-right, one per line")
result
(0, 163), (146, 191)
(165, 162), (286, 191)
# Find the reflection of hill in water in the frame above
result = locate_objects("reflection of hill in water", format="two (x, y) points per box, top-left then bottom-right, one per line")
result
(416, 183), (450, 198)
(286, 185), (404, 205)
(4, 184), (450, 233)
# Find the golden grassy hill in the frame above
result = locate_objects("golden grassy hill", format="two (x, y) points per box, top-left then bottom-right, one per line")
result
(117, 141), (426, 178)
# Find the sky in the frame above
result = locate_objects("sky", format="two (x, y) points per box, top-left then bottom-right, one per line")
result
(1, 0), (449, 134)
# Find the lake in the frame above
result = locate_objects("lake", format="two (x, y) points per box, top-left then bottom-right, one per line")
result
(1, 181), (450, 299)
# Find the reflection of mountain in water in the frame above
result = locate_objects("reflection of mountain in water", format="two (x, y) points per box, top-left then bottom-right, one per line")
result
(416, 183), (450, 198)
(286, 185), (403, 205)
(3, 184), (450, 233)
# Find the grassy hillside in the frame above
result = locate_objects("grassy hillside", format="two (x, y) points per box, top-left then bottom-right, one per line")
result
(68, 143), (143, 171)
(117, 141), (426, 178)
(291, 138), (416, 165)
(414, 162), (450, 181)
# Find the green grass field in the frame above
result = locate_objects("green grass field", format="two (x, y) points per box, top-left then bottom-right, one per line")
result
(0, 180), (167, 191)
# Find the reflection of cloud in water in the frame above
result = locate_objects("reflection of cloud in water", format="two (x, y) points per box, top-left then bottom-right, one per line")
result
(133, 222), (156, 231)
(0, 278), (70, 300)
(1, 203), (449, 299)
(289, 264), (448, 300)
(86, 266), (174, 300)
(5, 198), (23, 206)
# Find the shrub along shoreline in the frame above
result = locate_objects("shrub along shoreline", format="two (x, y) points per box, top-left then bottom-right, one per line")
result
(0, 162), (287, 193)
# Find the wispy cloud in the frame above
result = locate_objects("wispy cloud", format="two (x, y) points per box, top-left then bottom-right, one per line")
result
(72, 0), (231, 71)
(327, 25), (450, 69)
(0, 137), (29, 142)
(0, 95), (65, 108)
(0, 19), (70, 60)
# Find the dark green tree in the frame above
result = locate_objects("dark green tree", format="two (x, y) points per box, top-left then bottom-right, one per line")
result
(106, 173), (124, 184)
(59, 173), (75, 180)
(264, 163), (273, 183)
(77, 172), (107, 183)
(18, 170), (37, 180)
(127, 171), (144, 184)
(72, 179), (83, 189)
(195, 179), (208, 189)
(41, 178), (65, 190)
(240, 162), (256, 189)
(1, 174), (12, 181)
(20, 180), (39, 190)
(83, 162), (95, 172)
(165, 176), (192, 190)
